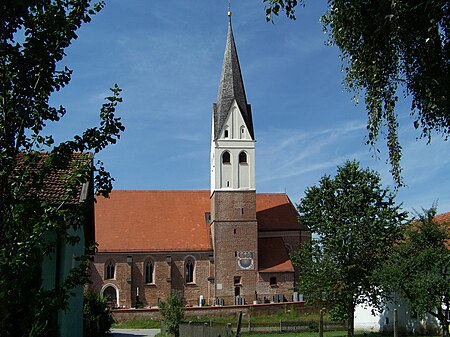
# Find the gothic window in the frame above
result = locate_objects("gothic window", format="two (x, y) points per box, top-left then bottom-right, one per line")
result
(239, 151), (247, 164)
(185, 257), (195, 283)
(105, 260), (115, 280)
(222, 151), (231, 164)
(145, 259), (154, 284)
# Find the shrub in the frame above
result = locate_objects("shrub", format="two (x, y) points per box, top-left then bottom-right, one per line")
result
(83, 291), (113, 337)
(159, 291), (185, 337)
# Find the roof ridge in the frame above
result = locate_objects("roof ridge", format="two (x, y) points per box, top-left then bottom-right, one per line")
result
(108, 189), (209, 193)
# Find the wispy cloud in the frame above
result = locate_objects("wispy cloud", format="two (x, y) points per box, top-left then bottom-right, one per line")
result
(257, 121), (367, 187)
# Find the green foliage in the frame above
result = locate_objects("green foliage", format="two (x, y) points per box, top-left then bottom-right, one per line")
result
(83, 291), (113, 337)
(376, 207), (450, 337)
(264, 0), (449, 186)
(294, 160), (407, 337)
(263, 0), (303, 21)
(159, 291), (185, 337)
(0, 1), (124, 336)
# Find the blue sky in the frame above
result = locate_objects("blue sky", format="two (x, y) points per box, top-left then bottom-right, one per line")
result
(47, 0), (450, 216)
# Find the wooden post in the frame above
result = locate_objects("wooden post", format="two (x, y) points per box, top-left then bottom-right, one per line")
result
(394, 309), (398, 337)
(319, 308), (324, 337)
(235, 311), (243, 337)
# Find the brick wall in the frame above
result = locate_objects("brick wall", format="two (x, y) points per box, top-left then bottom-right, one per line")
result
(90, 254), (132, 308)
(256, 272), (295, 302)
(111, 301), (312, 322)
(211, 191), (258, 305)
(90, 251), (214, 308)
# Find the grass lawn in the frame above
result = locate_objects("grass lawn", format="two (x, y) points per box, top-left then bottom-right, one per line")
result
(155, 332), (439, 337)
(112, 310), (327, 329)
(242, 332), (363, 337)
(242, 332), (440, 337)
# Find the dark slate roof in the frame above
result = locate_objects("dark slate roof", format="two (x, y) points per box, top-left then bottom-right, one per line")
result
(213, 17), (254, 140)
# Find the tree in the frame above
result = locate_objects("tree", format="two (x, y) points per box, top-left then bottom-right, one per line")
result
(159, 291), (185, 337)
(263, 0), (449, 186)
(0, 1), (124, 336)
(294, 160), (407, 337)
(376, 208), (450, 337)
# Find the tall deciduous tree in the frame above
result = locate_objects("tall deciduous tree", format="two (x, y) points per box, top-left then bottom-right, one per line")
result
(263, 0), (449, 185)
(294, 160), (407, 337)
(376, 208), (450, 337)
(0, 1), (124, 336)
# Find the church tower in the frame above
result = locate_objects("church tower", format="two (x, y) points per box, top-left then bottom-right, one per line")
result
(210, 11), (258, 305)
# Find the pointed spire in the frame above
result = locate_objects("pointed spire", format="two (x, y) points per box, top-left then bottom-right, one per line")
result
(213, 14), (254, 140)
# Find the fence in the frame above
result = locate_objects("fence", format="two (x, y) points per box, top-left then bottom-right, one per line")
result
(240, 320), (346, 334)
(162, 319), (346, 336)
(161, 322), (233, 337)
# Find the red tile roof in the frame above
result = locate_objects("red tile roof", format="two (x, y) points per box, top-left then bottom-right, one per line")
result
(14, 152), (92, 205)
(258, 237), (295, 273)
(95, 190), (213, 253)
(95, 190), (305, 253)
(256, 193), (307, 231)
(434, 212), (450, 224)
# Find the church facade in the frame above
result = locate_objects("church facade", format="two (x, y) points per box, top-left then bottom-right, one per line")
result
(89, 15), (310, 308)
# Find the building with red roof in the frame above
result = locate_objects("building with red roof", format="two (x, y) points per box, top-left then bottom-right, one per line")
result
(89, 13), (310, 308)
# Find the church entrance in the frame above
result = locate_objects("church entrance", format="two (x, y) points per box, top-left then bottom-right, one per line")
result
(103, 285), (118, 308)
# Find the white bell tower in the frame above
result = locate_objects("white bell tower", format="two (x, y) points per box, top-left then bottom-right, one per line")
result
(209, 11), (259, 304)
(210, 14), (255, 194)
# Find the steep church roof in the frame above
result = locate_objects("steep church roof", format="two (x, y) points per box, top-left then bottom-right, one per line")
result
(213, 17), (254, 140)
(94, 190), (304, 253)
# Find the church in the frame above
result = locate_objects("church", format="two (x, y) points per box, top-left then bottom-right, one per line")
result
(89, 13), (310, 308)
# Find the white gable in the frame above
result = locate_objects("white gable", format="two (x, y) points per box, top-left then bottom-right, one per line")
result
(219, 100), (250, 140)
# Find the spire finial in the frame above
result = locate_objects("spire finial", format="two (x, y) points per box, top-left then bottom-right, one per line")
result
(228, 0), (232, 17)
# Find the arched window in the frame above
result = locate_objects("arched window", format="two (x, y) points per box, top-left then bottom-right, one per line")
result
(105, 260), (115, 280)
(239, 152), (247, 164)
(145, 259), (154, 284)
(185, 257), (195, 283)
(222, 151), (231, 164)
(240, 126), (246, 139)
(224, 128), (229, 138)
